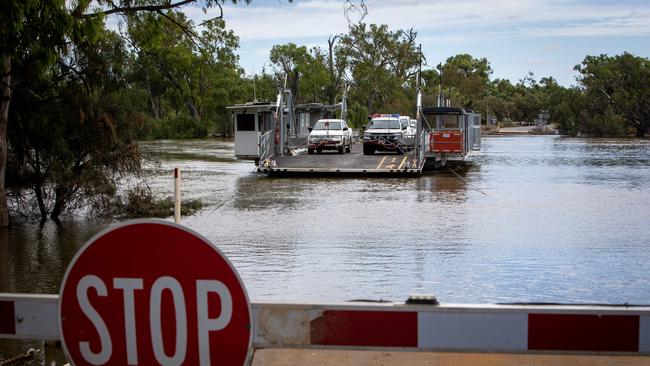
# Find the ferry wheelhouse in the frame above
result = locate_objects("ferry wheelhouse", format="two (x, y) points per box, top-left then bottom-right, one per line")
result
(422, 106), (481, 168)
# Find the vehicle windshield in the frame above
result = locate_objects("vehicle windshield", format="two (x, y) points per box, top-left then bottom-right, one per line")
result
(369, 119), (400, 129)
(313, 121), (341, 130)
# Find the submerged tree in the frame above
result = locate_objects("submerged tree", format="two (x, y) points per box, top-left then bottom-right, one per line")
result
(8, 31), (141, 221)
(0, 0), (249, 225)
(576, 53), (649, 137)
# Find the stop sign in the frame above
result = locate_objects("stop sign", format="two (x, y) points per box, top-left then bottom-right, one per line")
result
(59, 220), (252, 366)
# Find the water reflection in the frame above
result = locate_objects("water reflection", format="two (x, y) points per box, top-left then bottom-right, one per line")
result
(0, 221), (106, 294)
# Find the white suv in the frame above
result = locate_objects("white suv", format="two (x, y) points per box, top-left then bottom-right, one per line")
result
(308, 119), (352, 154)
(363, 114), (410, 155)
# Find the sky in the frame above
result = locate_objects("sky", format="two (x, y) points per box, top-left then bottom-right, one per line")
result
(123, 0), (650, 86)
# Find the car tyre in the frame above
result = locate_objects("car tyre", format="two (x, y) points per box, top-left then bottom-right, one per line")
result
(308, 148), (314, 154)
(345, 139), (351, 153)
(363, 144), (373, 155)
(337, 145), (344, 154)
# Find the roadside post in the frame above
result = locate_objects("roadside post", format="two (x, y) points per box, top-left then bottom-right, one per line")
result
(58, 220), (252, 366)
(174, 167), (181, 224)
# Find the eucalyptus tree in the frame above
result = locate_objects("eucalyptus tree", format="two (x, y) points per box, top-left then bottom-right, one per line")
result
(0, 0), (247, 225)
(576, 53), (649, 137)
(8, 30), (142, 221)
(338, 23), (420, 114)
(438, 54), (492, 112)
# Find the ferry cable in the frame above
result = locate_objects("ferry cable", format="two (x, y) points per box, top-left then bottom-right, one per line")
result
(448, 168), (489, 197)
(207, 165), (259, 216)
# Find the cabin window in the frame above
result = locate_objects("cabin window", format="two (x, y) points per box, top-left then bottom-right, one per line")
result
(236, 114), (255, 131)
(436, 115), (460, 129)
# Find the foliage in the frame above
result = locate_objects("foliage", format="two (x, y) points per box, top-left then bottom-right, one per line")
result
(113, 185), (203, 219)
(438, 54), (492, 110)
(0, 0), (244, 226)
(575, 53), (650, 137)
(338, 23), (420, 114)
(126, 12), (244, 137)
(347, 102), (369, 128)
(7, 30), (142, 221)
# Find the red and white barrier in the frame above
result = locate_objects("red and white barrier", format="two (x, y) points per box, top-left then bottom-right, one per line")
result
(0, 294), (59, 340)
(2, 294), (650, 354)
(252, 302), (650, 353)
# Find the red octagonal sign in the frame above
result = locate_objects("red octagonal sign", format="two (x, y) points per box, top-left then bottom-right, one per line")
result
(59, 220), (252, 366)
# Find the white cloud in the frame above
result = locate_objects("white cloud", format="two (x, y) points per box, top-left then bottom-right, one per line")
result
(105, 1), (650, 42)
(203, 0), (650, 42)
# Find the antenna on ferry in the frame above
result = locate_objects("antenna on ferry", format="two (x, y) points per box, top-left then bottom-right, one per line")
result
(416, 44), (422, 120)
(341, 84), (349, 121)
(252, 64), (257, 103)
(437, 62), (443, 107)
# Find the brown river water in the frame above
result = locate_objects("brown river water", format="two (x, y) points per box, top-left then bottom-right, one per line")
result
(1, 135), (650, 363)
(1, 135), (649, 304)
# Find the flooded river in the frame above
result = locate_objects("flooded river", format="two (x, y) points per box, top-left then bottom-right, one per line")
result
(1, 136), (649, 305)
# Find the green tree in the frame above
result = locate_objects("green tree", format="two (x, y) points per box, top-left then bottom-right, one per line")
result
(8, 31), (141, 221)
(269, 43), (310, 102)
(439, 54), (492, 111)
(0, 0), (74, 226)
(575, 53), (650, 137)
(269, 40), (348, 106)
(338, 23), (420, 113)
(126, 10), (243, 137)
(0, 0), (244, 225)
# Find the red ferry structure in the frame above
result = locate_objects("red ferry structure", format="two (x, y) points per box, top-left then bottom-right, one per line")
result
(421, 106), (482, 169)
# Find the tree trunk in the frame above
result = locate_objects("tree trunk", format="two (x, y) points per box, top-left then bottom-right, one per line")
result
(150, 96), (160, 119)
(33, 183), (48, 221)
(636, 124), (647, 138)
(186, 97), (200, 120)
(0, 55), (12, 227)
(145, 77), (160, 119)
(50, 186), (68, 221)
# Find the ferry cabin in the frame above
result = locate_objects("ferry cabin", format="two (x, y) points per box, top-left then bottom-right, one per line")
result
(228, 102), (278, 159)
(229, 102), (341, 160)
(423, 106), (481, 162)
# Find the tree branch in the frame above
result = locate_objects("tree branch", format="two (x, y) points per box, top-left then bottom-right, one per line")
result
(156, 10), (201, 48)
(199, 3), (224, 24)
(77, 0), (197, 19)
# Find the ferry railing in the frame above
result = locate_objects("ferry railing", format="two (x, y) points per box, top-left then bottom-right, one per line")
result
(417, 130), (427, 168)
(258, 131), (275, 166)
(395, 134), (418, 154)
(395, 132), (427, 167)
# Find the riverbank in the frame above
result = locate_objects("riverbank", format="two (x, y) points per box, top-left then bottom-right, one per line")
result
(488, 125), (559, 135)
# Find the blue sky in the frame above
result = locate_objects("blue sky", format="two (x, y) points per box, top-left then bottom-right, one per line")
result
(149, 0), (650, 86)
